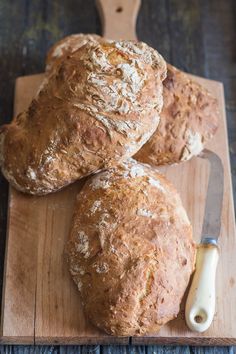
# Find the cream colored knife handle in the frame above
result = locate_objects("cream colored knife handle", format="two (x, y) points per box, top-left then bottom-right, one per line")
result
(96, 0), (141, 40)
(185, 243), (219, 332)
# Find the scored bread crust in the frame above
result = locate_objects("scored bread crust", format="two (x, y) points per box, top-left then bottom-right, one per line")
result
(0, 38), (166, 195)
(45, 35), (219, 167)
(135, 64), (219, 165)
(67, 159), (196, 336)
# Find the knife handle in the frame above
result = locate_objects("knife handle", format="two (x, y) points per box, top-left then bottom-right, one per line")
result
(96, 0), (141, 40)
(185, 243), (219, 332)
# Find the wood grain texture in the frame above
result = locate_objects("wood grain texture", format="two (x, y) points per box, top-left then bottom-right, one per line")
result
(0, 346), (234, 354)
(0, 69), (235, 346)
(0, 0), (236, 353)
(103, 346), (146, 354)
(96, 0), (141, 40)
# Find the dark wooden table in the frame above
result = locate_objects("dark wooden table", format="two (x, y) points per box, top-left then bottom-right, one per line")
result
(0, 0), (235, 353)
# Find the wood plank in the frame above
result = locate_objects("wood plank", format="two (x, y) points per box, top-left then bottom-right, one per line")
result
(102, 346), (147, 354)
(136, 0), (171, 61)
(0, 345), (233, 354)
(0, 75), (45, 345)
(201, 0), (236, 203)
(191, 347), (233, 354)
(59, 346), (82, 354)
(166, 0), (205, 76)
(146, 346), (191, 354)
(81, 346), (100, 354)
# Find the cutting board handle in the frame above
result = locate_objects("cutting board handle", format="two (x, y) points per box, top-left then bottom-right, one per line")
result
(96, 0), (141, 40)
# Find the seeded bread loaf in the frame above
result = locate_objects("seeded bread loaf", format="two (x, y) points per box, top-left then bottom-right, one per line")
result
(45, 35), (219, 167)
(67, 159), (196, 336)
(0, 38), (166, 194)
(135, 64), (219, 165)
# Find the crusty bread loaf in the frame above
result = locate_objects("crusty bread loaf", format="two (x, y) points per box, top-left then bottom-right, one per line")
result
(0, 38), (166, 194)
(45, 35), (219, 167)
(67, 159), (196, 336)
(135, 64), (219, 165)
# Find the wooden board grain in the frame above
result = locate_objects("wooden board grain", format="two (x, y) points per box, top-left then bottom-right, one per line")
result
(0, 70), (236, 346)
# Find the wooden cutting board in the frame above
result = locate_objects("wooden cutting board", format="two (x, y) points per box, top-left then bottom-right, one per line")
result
(1, 0), (236, 346)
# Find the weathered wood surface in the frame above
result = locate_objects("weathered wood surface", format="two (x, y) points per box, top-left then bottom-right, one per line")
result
(0, 0), (235, 352)
(0, 346), (235, 354)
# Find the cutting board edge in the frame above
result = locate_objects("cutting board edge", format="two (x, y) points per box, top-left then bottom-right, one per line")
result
(0, 335), (129, 346)
(190, 73), (223, 86)
(34, 336), (129, 345)
(131, 336), (236, 346)
(0, 335), (34, 345)
(1, 334), (236, 346)
(0, 192), (14, 338)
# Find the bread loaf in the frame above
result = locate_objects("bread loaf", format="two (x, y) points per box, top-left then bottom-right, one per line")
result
(135, 64), (219, 165)
(45, 35), (219, 167)
(0, 38), (166, 194)
(67, 159), (196, 336)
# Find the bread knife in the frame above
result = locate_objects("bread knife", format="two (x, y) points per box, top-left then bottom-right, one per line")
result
(185, 149), (224, 332)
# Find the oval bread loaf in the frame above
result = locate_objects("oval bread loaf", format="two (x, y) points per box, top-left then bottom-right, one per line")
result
(67, 159), (196, 336)
(0, 38), (166, 194)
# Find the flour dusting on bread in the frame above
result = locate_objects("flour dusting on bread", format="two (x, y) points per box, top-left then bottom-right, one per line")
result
(75, 231), (90, 259)
(181, 130), (204, 161)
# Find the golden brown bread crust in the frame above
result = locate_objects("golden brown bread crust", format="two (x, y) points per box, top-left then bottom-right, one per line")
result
(135, 64), (219, 165)
(67, 159), (196, 336)
(46, 34), (104, 73)
(0, 38), (166, 194)
(45, 36), (219, 166)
